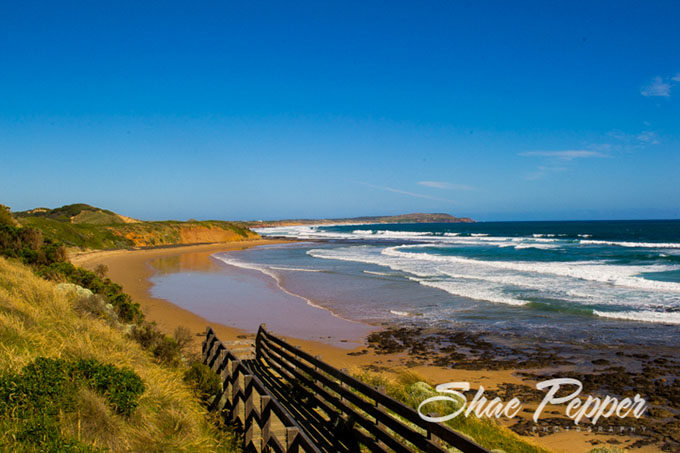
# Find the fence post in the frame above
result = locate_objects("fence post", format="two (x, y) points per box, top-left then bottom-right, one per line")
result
(260, 395), (272, 451)
(286, 426), (299, 452)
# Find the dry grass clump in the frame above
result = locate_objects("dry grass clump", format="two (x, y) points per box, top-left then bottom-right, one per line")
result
(0, 257), (238, 452)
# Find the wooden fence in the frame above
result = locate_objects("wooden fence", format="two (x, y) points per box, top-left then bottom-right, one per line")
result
(203, 325), (490, 453)
(203, 328), (320, 452)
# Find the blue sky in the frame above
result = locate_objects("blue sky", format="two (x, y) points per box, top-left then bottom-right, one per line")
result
(1, 1), (679, 221)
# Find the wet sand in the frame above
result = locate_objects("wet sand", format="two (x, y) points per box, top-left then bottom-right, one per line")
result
(148, 253), (375, 347)
(71, 240), (663, 453)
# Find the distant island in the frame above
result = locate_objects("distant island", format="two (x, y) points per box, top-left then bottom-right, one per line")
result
(247, 212), (474, 228)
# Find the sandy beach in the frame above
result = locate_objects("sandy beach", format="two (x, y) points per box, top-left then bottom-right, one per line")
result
(72, 240), (663, 453)
(71, 241), (383, 369)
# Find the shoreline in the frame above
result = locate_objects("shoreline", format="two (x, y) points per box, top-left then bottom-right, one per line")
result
(72, 239), (668, 453)
(209, 249), (375, 342)
(71, 240), (381, 364)
(71, 240), (290, 346)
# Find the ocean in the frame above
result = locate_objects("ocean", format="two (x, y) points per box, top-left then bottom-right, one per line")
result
(204, 220), (678, 347)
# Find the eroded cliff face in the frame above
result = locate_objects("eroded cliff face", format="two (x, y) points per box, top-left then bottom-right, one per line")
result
(113, 224), (259, 248)
(178, 225), (259, 244)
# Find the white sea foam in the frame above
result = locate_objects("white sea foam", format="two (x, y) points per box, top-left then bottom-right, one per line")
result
(253, 225), (350, 240)
(261, 225), (680, 324)
(416, 279), (529, 306)
(257, 225), (569, 251)
(513, 243), (560, 250)
(382, 246), (680, 293)
(307, 243), (680, 317)
(363, 270), (400, 277)
(214, 254), (279, 280)
(580, 239), (680, 249)
(213, 254), (330, 311)
(370, 230), (431, 237)
(268, 266), (323, 272)
(310, 247), (530, 306)
(257, 225), (680, 252)
(390, 310), (410, 316)
(593, 310), (680, 325)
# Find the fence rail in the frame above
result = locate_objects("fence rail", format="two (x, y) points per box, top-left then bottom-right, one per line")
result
(203, 326), (489, 453)
(203, 328), (320, 452)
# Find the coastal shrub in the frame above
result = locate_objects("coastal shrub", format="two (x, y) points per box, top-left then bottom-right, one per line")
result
(0, 357), (144, 451)
(129, 322), (162, 349)
(70, 359), (146, 416)
(184, 362), (222, 402)
(73, 293), (118, 325)
(131, 322), (183, 365)
(153, 335), (183, 365)
(0, 358), (77, 419)
(20, 227), (44, 250)
(93, 263), (108, 278)
(38, 262), (143, 323)
(0, 223), (67, 266)
(0, 205), (14, 226)
(174, 325), (194, 352)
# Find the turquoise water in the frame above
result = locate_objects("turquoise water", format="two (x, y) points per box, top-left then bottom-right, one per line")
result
(214, 220), (680, 346)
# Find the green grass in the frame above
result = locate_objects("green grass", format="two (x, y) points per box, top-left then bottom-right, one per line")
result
(17, 217), (134, 249)
(0, 357), (146, 451)
(15, 204), (125, 225)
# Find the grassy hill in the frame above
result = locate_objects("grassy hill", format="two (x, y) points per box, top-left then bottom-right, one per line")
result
(0, 257), (238, 452)
(15, 204), (259, 250)
(15, 203), (138, 225)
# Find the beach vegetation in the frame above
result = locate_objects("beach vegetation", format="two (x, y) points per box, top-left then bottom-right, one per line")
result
(93, 263), (108, 278)
(130, 322), (187, 366)
(173, 325), (195, 353)
(184, 362), (222, 403)
(0, 205), (15, 227)
(0, 356), (146, 451)
(38, 261), (143, 323)
(73, 292), (119, 326)
(0, 256), (240, 451)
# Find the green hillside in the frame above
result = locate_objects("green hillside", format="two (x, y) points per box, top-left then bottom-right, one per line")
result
(15, 203), (133, 225)
(14, 204), (258, 250)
